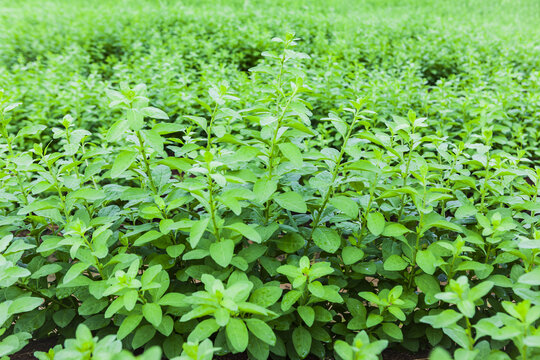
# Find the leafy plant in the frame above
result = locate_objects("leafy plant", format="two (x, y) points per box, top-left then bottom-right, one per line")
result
(0, 1), (540, 359)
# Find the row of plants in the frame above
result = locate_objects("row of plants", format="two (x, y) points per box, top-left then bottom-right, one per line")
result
(1, 32), (539, 359)
(1, 0), (539, 156)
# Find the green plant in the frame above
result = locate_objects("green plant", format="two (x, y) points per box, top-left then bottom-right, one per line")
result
(0, 1), (540, 358)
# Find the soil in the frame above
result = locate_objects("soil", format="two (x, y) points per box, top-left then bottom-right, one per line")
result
(12, 338), (431, 360)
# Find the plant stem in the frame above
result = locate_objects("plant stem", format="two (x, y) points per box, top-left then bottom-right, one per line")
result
(309, 109), (359, 244)
(135, 130), (158, 194)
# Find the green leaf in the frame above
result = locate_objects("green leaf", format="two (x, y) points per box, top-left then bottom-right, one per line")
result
(132, 325), (156, 349)
(225, 223), (262, 243)
(158, 292), (187, 307)
(276, 232), (305, 253)
(382, 223), (411, 237)
(278, 143), (303, 167)
(8, 297), (44, 314)
(111, 150), (138, 178)
(166, 244), (185, 258)
(107, 119), (130, 142)
(416, 250), (436, 275)
(156, 315), (174, 337)
(127, 108), (144, 131)
(63, 262), (89, 284)
(382, 322), (403, 340)
(247, 336), (270, 360)
(133, 230), (162, 246)
(245, 318), (276, 346)
(415, 274), (441, 305)
(143, 303), (162, 328)
(455, 204), (477, 219)
(274, 192), (307, 213)
(334, 340), (353, 360)
(187, 318), (220, 343)
(442, 324), (470, 349)
(421, 310), (463, 328)
(18, 199), (58, 215)
(226, 318), (249, 352)
(428, 348), (453, 360)
(342, 246), (364, 265)
(52, 309), (75, 327)
(312, 227), (341, 253)
(210, 239), (234, 267)
(308, 281), (325, 298)
(118, 314), (143, 340)
(292, 326), (311, 359)
(366, 313), (384, 327)
(30, 264), (62, 279)
(518, 268), (540, 285)
(214, 308), (230, 326)
(253, 179), (277, 204)
(367, 212), (385, 235)
(330, 196), (359, 218)
(383, 255), (408, 271)
(185, 115), (207, 130)
(159, 157), (192, 172)
(297, 306), (315, 327)
(281, 290), (302, 311)
(123, 289), (138, 311)
(141, 106), (169, 119)
(190, 218), (210, 248)
(71, 188), (106, 201)
(250, 286), (282, 308)
(469, 281), (494, 301)
(143, 130), (166, 157)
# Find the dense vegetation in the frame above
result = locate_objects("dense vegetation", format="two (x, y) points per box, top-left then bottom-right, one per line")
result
(1, 0), (540, 359)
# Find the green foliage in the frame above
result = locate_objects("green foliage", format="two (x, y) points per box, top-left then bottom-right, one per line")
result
(0, 0), (540, 359)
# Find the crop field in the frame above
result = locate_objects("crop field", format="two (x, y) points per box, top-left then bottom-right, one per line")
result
(1, 0), (540, 359)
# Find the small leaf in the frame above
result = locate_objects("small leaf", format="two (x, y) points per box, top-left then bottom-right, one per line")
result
(210, 239), (234, 267)
(118, 314), (143, 340)
(281, 290), (302, 311)
(274, 192), (307, 213)
(143, 303), (162, 328)
(133, 230), (162, 247)
(292, 326), (311, 359)
(8, 297), (44, 314)
(185, 115), (207, 130)
(382, 223), (411, 237)
(253, 179), (277, 203)
(225, 223), (262, 243)
(382, 322), (403, 340)
(383, 255), (408, 271)
(276, 232), (305, 254)
(367, 212), (385, 235)
(297, 306), (315, 327)
(416, 250), (436, 275)
(111, 150), (138, 178)
(342, 246), (364, 265)
(245, 318), (276, 346)
(63, 262), (89, 284)
(141, 106), (169, 120)
(421, 310), (463, 328)
(312, 227), (341, 253)
(187, 319), (220, 343)
(52, 309), (75, 327)
(132, 325), (156, 349)
(226, 318), (249, 352)
(518, 268), (540, 285)
(330, 196), (359, 218)
(278, 143), (303, 167)
(190, 218), (210, 248)
(107, 119), (130, 142)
